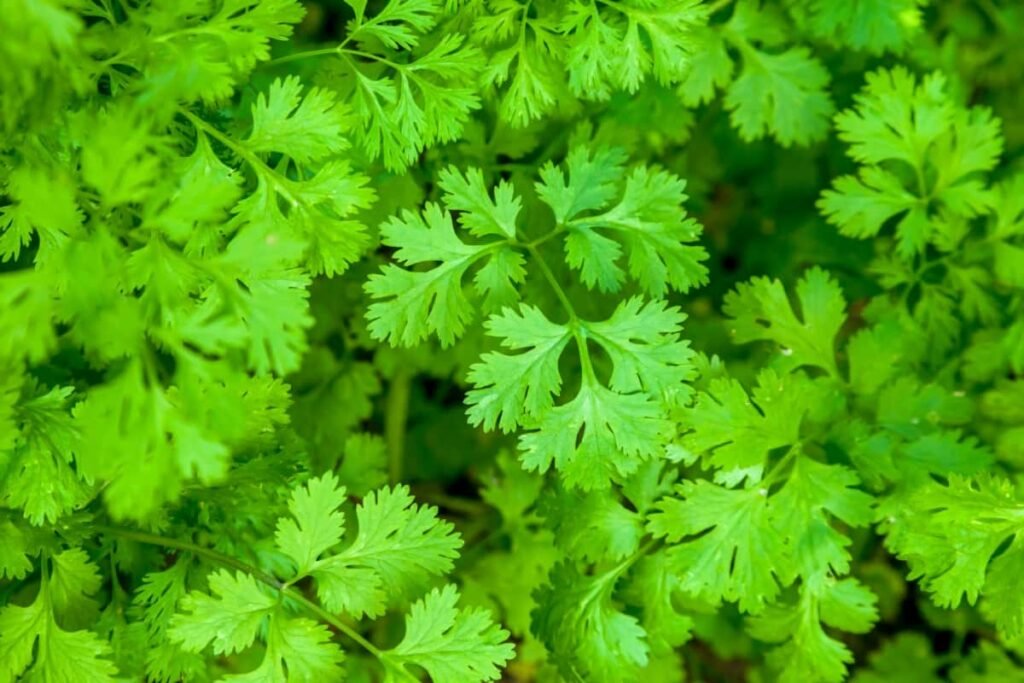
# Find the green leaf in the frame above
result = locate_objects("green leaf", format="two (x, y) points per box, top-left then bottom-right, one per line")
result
(466, 305), (572, 433)
(680, 370), (810, 485)
(533, 562), (649, 683)
(366, 200), (521, 347)
(648, 479), (785, 612)
(0, 521), (33, 580)
(246, 76), (350, 164)
(561, 0), (708, 98)
(852, 633), (943, 683)
(770, 458), (874, 579)
(1, 385), (90, 525)
(833, 67), (952, 168)
(49, 548), (103, 619)
(817, 166), (922, 245)
(385, 584), (514, 683)
(0, 271), (56, 364)
(169, 570), (277, 655)
(820, 66), (1002, 257)
(587, 297), (695, 403)
(725, 46), (833, 146)
(536, 146), (627, 224)
(724, 267), (846, 376)
(749, 577), (878, 683)
(540, 148), (709, 296)
(275, 472), (349, 576)
(0, 567), (117, 682)
(882, 474), (1024, 638)
(519, 381), (671, 490)
(799, 0), (926, 54)
(225, 615), (345, 683)
(310, 485), (462, 618)
(439, 166), (521, 239)
(342, 6), (483, 171)
(539, 486), (643, 564)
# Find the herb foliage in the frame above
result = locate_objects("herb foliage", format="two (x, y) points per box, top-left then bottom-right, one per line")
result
(2, 0), (1024, 681)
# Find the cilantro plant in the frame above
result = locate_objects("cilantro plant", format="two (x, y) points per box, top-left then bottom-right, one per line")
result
(2, 0), (1024, 681)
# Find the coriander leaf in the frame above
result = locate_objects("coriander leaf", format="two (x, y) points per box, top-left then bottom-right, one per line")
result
(1, 385), (89, 525)
(817, 166), (922, 245)
(49, 548), (103, 619)
(725, 46), (833, 146)
(246, 76), (349, 164)
(439, 167), (521, 239)
(622, 550), (693, 652)
(882, 474), (1024, 638)
(770, 458), (874, 580)
(339, 7), (483, 171)
(73, 363), (232, 520)
(675, 26), (733, 106)
(898, 430), (994, 480)
(679, 370), (810, 485)
(519, 381), (671, 490)
(798, 0), (926, 54)
(833, 67), (952, 169)
(539, 486), (643, 564)
(169, 570), (277, 655)
(749, 577), (878, 683)
(336, 433), (389, 497)
(0, 521), (32, 580)
(540, 148), (708, 296)
(466, 305), (572, 433)
(365, 201), (522, 347)
(536, 146), (627, 223)
(226, 615), (345, 683)
(384, 584), (514, 683)
(346, 0), (436, 50)
(0, 271), (56, 364)
(562, 0), (707, 98)
(820, 67), (1002, 257)
(476, 4), (564, 127)
(135, 0), (305, 103)
(648, 479), (785, 611)
(0, 564), (117, 682)
(852, 633), (943, 683)
(311, 485), (462, 618)
(0, 164), (82, 266)
(533, 562), (649, 683)
(586, 297), (695, 401)
(724, 267), (846, 376)
(274, 472), (348, 576)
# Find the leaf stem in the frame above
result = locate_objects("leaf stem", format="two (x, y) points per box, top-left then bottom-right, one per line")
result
(524, 244), (577, 321)
(524, 243), (599, 384)
(95, 525), (417, 680)
(263, 46), (343, 68)
(178, 109), (299, 206)
(386, 370), (412, 484)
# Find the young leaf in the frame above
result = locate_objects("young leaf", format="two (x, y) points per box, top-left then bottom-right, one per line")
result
(384, 585), (515, 683)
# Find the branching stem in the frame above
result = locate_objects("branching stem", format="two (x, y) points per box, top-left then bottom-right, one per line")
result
(95, 525), (418, 681)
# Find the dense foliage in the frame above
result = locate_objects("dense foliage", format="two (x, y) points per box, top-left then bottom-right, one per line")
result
(2, 0), (1024, 681)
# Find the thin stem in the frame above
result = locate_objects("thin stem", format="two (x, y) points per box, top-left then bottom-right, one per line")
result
(386, 370), (412, 485)
(342, 48), (405, 71)
(96, 526), (417, 681)
(976, 0), (1011, 32)
(705, 0), (735, 15)
(178, 109), (299, 206)
(524, 226), (565, 249)
(524, 243), (599, 383)
(96, 526), (283, 586)
(263, 46), (342, 68)
(524, 244), (577, 321)
(760, 447), (799, 488)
